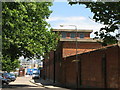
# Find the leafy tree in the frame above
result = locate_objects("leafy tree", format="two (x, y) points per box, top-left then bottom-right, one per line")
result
(2, 56), (20, 72)
(69, 1), (120, 45)
(2, 2), (58, 72)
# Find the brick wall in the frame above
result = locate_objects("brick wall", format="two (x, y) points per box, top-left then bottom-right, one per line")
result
(69, 45), (119, 88)
(54, 42), (63, 83)
(105, 46), (119, 88)
(84, 33), (90, 39)
(63, 42), (102, 57)
(64, 56), (77, 88)
(80, 50), (104, 88)
(42, 44), (120, 89)
(118, 45), (120, 88)
(49, 51), (54, 82)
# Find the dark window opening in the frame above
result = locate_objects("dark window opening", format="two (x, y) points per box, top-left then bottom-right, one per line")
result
(61, 32), (67, 38)
(70, 33), (76, 38)
(80, 34), (84, 38)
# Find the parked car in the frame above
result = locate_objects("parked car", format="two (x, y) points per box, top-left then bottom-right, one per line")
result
(32, 72), (40, 79)
(0, 76), (10, 85)
(2, 73), (16, 82)
(9, 73), (16, 78)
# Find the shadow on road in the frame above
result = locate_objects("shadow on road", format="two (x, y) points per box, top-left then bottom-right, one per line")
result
(33, 79), (72, 90)
(2, 84), (38, 89)
(34, 78), (53, 86)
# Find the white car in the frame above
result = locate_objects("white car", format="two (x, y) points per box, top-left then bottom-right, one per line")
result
(32, 73), (40, 79)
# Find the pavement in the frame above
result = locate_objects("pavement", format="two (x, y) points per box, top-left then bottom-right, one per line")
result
(29, 78), (70, 89)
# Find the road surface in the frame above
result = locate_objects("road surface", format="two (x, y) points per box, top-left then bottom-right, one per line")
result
(1, 75), (70, 90)
(1, 75), (44, 90)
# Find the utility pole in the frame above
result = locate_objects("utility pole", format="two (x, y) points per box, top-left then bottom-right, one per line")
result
(60, 25), (79, 88)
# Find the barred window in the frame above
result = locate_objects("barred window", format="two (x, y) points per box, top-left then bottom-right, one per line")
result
(62, 32), (67, 38)
(80, 34), (84, 38)
(70, 33), (76, 38)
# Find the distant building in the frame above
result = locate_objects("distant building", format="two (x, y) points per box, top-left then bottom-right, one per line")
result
(41, 28), (120, 89)
(52, 29), (102, 57)
(53, 29), (92, 39)
(19, 57), (41, 69)
(42, 28), (103, 83)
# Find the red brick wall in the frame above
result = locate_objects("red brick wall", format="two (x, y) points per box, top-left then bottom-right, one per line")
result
(49, 51), (54, 82)
(77, 45), (119, 88)
(44, 58), (50, 80)
(55, 61), (61, 82)
(43, 44), (120, 89)
(118, 45), (120, 88)
(54, 42), (63, 84)
(105, 46), (119, 88)
(65, 56), (77, 88)
(43, 58), (49, 80)
(44, 42), (63, 82)
(80, 51), (104, 88)
(63, 42), (102, 57)
(84, 33), (90, 39)
(62, 45), (119, 88)
(66, 33), (70, 39)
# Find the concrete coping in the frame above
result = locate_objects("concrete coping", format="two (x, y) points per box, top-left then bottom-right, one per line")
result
(60, 38), (101, 42)
(52, 29), (93, 33)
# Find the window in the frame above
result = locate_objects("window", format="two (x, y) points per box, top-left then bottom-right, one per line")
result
(61, 32), (67, 38)
(80, 34), (84, 38)
(70, 33), (76, 38)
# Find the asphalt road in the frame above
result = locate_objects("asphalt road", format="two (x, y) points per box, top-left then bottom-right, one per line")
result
(1, 75), (70, 90)
(1, 75), (44, 90)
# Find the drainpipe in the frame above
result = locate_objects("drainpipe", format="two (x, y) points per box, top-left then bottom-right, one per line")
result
(53, 51), (56, 84)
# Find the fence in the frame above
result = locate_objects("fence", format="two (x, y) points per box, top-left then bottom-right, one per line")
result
(42, 45), (120, 89)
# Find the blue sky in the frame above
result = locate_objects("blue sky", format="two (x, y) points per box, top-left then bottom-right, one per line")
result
(46, 1), (105, 38)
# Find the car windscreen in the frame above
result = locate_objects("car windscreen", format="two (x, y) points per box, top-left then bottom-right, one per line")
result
(0, 76), (4, 79)
(4, 73), (11, 76)
(9, 73), (15, 76)
(33, 73), (39, 75)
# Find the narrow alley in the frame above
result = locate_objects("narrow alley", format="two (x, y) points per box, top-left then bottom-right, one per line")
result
(1, 75), (70, 90)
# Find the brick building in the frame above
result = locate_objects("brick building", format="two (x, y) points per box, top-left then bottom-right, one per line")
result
(52, 29), (102, 57)
(42, 29), (120, 89)
(41, 29), (104, 86)
(42, 44), (120, 89)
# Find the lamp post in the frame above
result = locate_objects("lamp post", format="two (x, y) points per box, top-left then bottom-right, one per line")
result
(60, 25), (78, 60)
(60, 25), (79, 88)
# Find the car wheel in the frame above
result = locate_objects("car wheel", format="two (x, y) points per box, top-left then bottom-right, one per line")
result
(2, 82), (8, 86)
(6, 82), (9, 85)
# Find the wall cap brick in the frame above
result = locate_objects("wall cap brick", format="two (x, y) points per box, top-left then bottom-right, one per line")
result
(52, 29), (93, 33)
(60, 38), (101, 42)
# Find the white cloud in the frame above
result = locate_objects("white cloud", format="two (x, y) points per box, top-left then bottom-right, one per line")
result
(54, 0), (68, 2)
(46, 16), (86, 22)
(55, 22), (104, 38)
(65, 16), (86, 21)
(46, 17), (61, 22)
(47, 16), (105, 38)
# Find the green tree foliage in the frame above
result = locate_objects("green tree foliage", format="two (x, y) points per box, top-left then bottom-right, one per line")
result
(69, 1), (120, 45)
(2, 56), (20, 72)
(2, 2), (58, 72)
